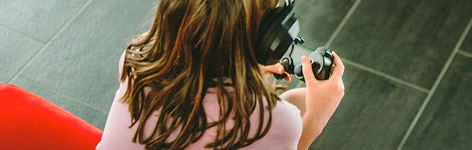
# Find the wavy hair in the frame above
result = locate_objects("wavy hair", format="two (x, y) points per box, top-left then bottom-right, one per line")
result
(120, 0), (280, 149)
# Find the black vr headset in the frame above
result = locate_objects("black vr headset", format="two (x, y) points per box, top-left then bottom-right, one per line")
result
(255, 0), (300, 65)
(255, 0), (334, 81)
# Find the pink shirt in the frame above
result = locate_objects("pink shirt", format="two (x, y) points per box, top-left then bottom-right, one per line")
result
(96, 53), (303, 150)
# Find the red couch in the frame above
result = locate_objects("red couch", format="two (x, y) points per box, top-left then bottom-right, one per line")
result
(0, 84), (102, 150)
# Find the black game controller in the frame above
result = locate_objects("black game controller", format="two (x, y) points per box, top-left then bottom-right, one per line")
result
(294, 47), (334, 81)
(275, 47), (334, 81)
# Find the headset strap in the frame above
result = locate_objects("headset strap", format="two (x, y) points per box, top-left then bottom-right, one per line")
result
(281, 0), (295, 7)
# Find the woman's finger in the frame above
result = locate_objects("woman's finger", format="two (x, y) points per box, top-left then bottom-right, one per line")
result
(330, 52), (344, 79)
(284, 72), (291, 82)
(301, 56), (317, 86)
(261, 64), (284, 74)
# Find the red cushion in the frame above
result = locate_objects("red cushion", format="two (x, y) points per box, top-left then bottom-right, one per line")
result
(0, 84), (102, 150)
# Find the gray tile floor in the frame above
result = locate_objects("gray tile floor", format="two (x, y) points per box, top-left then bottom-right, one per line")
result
(1, 0), (471, 149)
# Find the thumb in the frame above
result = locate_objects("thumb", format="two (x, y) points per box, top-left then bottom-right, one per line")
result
(301, 56), (317, 86)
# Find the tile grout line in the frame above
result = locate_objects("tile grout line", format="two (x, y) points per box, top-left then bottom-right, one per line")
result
(7, 0), (95, 84)
(397, 17), (472, 150)
(342, 58), (429, 93)
(324, 0), (362, 48)
(296, 0), (362, 88)
(0, 23), (45, 44)
(458, 50), (472, 58)
(294, 0), (429, 93)
(18, 74), (109, 114)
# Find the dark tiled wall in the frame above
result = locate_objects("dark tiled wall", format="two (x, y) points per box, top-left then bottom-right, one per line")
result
(402, 54), (472, 150)
(1, 0), (156, 129)
(1, 0), (471, 149)
(294, 0), (472, 149)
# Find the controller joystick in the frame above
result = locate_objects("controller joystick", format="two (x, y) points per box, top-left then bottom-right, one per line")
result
(273, 47), (334, 81)
(293, 47), (334, 81)
(294, 47), (333, 81)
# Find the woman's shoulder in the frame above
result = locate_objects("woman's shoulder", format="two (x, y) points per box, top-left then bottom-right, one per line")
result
(269, 99), (303, 133)
(274, 99), (301, 117)
(272, 99), (303, 133)
(243, 99), (302, 150)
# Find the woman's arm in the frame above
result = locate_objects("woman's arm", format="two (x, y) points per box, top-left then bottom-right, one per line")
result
(294, 52), (345, 150)
(259, 52), (345, 150)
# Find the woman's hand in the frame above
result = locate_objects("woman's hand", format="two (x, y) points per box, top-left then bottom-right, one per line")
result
(297, 52), (345, 150)
(259, 64), (291, 82)
(303, 51), (345, 123)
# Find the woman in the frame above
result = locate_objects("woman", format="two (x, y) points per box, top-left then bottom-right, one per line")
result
(97, 0), (344, 149)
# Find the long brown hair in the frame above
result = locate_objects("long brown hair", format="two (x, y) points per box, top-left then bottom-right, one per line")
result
(120, 0), (280, 149)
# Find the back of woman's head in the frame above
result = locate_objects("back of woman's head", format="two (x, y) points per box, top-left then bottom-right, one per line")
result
(121, 0), (281, 149)
(131, 0), (278, 77)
